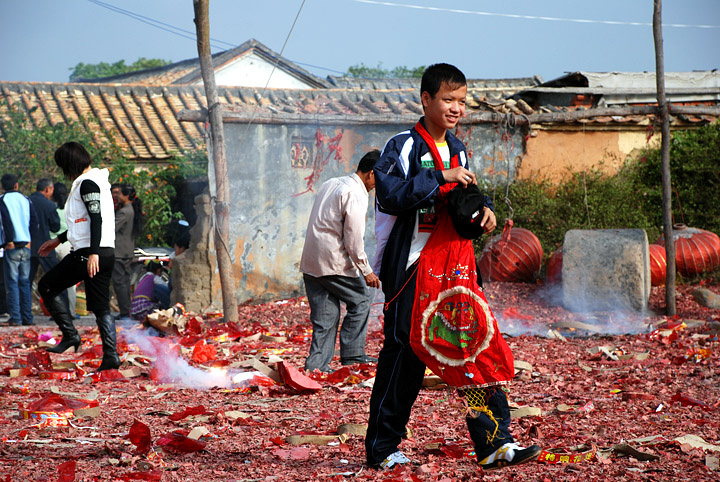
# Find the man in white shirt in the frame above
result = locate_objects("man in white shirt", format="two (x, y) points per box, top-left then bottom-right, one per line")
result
(300, 150), (381, 373)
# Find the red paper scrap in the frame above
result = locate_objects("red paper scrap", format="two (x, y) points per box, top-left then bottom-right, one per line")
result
(502, 306), (533, 321)
(670, 391), (711, 411)
(276, 361), (322, 393)
(169, 405), (207, 421)
(58, 460), (76, 482)
(128, 420), (152, 455)
(191, 340), (216, 364)
(118, 471), (163, 481)
(26, 350), (53, 371)
(156, 431), (207, 453)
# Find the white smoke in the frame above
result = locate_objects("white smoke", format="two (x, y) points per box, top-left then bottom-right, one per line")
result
(122, 328), (235, 389)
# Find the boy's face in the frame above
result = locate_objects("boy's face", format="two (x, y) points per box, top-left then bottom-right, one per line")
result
(422, 82), (467, 132)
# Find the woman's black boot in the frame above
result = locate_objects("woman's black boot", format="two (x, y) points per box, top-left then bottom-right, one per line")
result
(95, 311), (121, 371)
(44, 294), (81, 354)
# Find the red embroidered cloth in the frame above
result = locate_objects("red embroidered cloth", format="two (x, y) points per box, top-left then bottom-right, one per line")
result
(409, 121), (514, 388)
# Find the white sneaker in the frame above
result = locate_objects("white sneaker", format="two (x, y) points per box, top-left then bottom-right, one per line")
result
(479, 442), (541, 470)
(378, 450), (411, 469)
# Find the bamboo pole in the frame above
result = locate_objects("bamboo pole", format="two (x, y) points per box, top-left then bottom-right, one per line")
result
(192, 0), (238, 322)
(653, 0), (677, 315)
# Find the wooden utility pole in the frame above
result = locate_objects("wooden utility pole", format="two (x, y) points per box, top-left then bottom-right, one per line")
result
(193, 0), (238, 322)
(653, 0), (676, 315)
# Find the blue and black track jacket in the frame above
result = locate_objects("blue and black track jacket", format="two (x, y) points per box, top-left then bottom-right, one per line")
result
(374, 117), (493, 298)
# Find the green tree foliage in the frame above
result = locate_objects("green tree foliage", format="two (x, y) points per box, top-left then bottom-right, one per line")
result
(346, 62), (425, 78)
(0, 101), (206, 246)
(69, 57), (172, 81)
(630, 121), (720, 235)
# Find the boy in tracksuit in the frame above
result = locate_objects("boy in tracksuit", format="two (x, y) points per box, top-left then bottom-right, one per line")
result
(365, 63), (540, 471)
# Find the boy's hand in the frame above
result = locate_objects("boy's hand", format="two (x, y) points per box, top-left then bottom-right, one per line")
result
(480, 207), (497, 233)
(442, 167), (476, 187)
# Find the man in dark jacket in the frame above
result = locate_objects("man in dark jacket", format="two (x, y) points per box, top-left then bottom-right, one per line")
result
(29, 179), (61, 284)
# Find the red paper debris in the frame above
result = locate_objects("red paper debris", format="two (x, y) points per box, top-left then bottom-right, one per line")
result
(670, 391), (711, 411)
(128, 420), (152, 455)
(25, 393), (98, 413)
(57, 460), (76, 482)
(156, 431), (207, 453)
(26, 350), (53, 371)
(191, 340), (216, 364)
(169, 405), (206, 421)
(276, 361), (322, 393)
(118, 471), (163, 481)
(502, 306), (533, 321)
(90, 368), (127, 383)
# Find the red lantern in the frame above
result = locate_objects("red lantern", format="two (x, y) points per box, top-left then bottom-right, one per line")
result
(657, 224), (720, 277)
(545, 248), (563, 285)
(478, 225), (543, 282)
(648, 243), (667, 286)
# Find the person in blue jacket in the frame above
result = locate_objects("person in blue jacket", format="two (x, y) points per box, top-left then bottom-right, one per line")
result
(0, 174), (38, 326)
(365, 63), (540, 471)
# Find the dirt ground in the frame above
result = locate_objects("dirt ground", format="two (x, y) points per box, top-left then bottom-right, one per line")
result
(1, 281), (718, 481)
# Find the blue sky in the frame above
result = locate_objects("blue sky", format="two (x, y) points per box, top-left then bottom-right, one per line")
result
(1, 0), (718, 83)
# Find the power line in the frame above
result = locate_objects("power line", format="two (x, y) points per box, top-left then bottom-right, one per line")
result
(86, 0), (346, 75)
(351, 0), (720, 29)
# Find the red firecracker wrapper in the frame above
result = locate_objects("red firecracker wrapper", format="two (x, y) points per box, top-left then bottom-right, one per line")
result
(538, 444), (597, 464)
(128, 420), (152, 455)
(39, 369), (78, 380)
(168, 405), (206, 421)
(191, 340), (216, 364)
(146, 448), (169, 468)
(156, 431), (206, 453)
(276, 361), (322, 393)
(19, 393), (99, 426)
(27, 350), (53, 371)
(57, 460), (76, 482)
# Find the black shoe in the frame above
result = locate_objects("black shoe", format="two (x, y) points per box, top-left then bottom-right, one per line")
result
(479, 443), (542, 470)
(46, 335), (82, 354)
(341, 355), (378, 366)
(96, 355), (121, 372)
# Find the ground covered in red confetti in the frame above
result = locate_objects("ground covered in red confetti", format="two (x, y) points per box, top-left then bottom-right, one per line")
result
(1, 281), (719, 481)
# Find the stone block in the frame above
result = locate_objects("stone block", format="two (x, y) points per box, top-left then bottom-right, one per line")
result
(562, 229), (650, 312)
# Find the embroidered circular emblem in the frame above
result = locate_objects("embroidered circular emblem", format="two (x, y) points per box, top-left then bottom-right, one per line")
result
(420, 286), (494, 366)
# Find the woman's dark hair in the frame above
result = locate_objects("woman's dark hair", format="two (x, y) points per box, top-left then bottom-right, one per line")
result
(54, 142), (93, 180)
(123, 185), (144, 238)
(146, 260), (163, 274)
(53, 182), (69, 209)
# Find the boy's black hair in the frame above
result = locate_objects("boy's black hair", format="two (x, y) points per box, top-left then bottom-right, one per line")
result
(356, 149), (380, 173)
(36, 178), (53, 192)
(420, 63), (467, 98)
(1, 174), (18, 191)
(54, 142), (93, 180)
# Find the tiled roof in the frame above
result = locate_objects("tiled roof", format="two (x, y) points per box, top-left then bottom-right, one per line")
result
(0, 78), (540, 160)
(2, 76), (716, 162)
(0, 82), (206, 161)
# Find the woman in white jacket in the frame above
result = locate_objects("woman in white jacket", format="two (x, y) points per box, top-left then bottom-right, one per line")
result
(39, 142), (119, 372)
